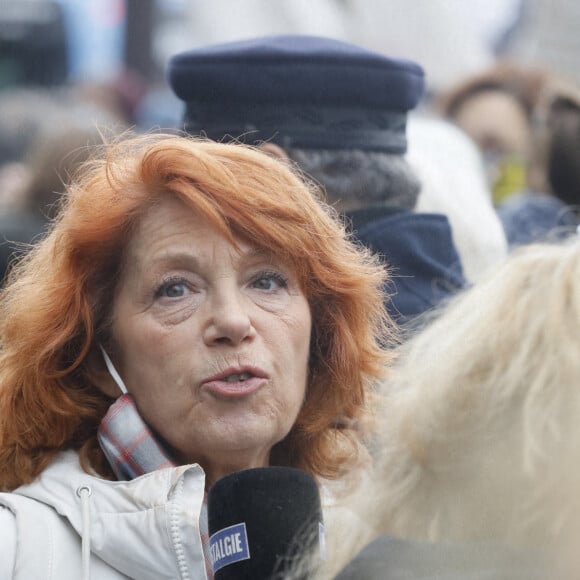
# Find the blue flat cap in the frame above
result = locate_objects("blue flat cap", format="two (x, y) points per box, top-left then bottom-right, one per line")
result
(167, 35), (425, 153)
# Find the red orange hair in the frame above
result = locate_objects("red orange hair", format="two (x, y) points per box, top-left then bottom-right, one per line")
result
(0, 133), (394, 490)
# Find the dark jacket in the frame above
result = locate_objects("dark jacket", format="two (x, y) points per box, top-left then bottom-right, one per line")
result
(334, 536), (547, 580)
(497, 191), (580, 248)
(347, 207), (466, 327)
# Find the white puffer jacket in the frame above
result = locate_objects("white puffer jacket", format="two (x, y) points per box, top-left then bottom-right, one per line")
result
(0, 451), (208, 579)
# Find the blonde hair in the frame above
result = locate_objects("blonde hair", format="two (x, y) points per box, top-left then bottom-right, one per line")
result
(321, 238), (580, 577)
(0, 133), (394, 490)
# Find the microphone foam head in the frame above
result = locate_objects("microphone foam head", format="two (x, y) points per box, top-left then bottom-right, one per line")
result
(208, 466), (323, 579)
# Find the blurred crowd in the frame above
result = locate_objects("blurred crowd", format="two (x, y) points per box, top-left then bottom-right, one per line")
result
(2, 0), (579, 284)
(2, 0), (580, 577)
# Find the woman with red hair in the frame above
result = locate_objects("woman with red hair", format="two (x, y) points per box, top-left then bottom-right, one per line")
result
(0, 133), (393, 578)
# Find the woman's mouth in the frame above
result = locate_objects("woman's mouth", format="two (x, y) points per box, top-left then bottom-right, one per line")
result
(202, 368), (267, 399)
(222, 372), (252, 383)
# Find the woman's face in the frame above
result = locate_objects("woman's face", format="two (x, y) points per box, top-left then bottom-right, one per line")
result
(109, 196), (312, 484)
(453, 89), (531, 158)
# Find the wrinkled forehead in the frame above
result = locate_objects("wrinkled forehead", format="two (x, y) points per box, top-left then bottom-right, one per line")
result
(121, 195), (299, 277)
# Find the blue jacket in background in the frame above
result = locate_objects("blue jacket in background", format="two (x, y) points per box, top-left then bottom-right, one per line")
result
(497, 191), (580, 248)
(347, 207), (467, 327)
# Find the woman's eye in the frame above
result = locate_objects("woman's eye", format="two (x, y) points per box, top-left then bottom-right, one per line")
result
(251, 271), (289, 291)
(156, 280), (190, 299)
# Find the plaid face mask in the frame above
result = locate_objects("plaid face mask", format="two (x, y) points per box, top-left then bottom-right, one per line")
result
(97, 347), (175, 480)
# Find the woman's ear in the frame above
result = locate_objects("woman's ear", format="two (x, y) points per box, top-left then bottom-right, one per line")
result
(259, 142), (290, 160)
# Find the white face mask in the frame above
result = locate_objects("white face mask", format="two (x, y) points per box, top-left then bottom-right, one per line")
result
(97, 346), (175, 480)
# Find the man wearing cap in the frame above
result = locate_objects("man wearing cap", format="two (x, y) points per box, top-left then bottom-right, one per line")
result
(167, 35), (466, 328)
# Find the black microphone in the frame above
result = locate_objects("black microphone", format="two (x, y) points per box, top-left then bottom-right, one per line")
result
(207, 466), (324, 579)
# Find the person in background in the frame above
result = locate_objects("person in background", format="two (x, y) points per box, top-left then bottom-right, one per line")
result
(310, 236), (580, 579)
(0, 87), (127, 291)
(496, 81), (580, 247)
(0, 133), (392, 578)
(438, 61), (580, 249)
(0, 89), (58, 213)
(167, 35), (467, 329)
(15, 109), (125, 223)
(437, 60), (548, 205)
(0, 89), (62, 286)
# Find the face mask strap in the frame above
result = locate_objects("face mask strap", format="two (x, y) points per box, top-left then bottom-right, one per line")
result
(99, 345), (128, 395)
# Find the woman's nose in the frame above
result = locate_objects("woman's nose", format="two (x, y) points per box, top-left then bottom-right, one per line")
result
(202, 287), (256, 346)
